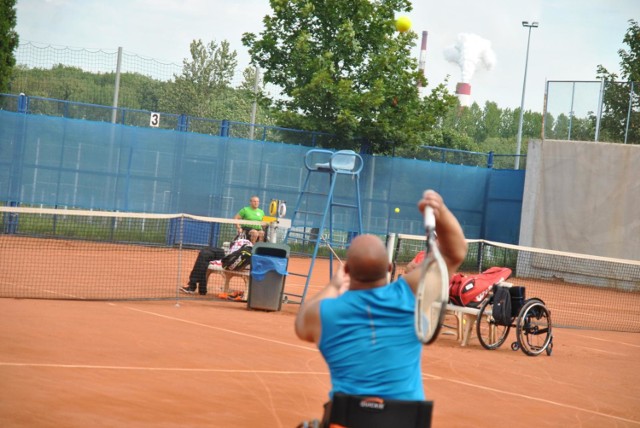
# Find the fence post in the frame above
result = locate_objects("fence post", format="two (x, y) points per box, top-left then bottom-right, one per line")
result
(111, 47), (123, 124)
(624, 81), (634, 144)
(594, 78), (605, 142)
(5, 201), (19, 234)
(487, 151), (494, 169)
(17, 93), (28, 113)
(220, 119), (230, 137)
(177, 114), (188, 132)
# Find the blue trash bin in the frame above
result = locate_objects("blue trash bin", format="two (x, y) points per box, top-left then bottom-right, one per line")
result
(248, 243), (290, 311)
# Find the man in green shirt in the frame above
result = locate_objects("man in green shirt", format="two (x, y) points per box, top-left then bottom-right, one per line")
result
(234, 195), (266, 243)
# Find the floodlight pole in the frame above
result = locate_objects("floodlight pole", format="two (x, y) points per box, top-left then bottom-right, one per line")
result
(514, 21), (538, 170)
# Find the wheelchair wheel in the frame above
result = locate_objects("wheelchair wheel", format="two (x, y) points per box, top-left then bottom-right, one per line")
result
(516, 298), (553, 356)
(476, 297), (510, 350)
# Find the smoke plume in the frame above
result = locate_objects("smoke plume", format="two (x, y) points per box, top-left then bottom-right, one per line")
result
(444, 33), (496, 83)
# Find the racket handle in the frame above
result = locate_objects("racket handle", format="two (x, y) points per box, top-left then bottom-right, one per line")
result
(424, 206), (435, 230)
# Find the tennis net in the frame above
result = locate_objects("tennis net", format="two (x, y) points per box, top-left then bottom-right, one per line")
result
(390, 233), (640, 332)
(0, 206), (280, 301)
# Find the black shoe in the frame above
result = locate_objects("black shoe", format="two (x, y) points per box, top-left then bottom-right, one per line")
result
(197, 283), (207, 296)
(180, 286), (196, 294)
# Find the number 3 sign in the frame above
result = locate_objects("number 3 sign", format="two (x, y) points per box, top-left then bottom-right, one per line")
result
(149, 112), (160, 128)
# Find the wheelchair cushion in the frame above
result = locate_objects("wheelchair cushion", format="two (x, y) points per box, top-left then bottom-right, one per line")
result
(328, 393), (433, 428)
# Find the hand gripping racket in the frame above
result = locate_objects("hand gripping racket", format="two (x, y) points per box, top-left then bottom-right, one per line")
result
(415, 206), (449, 344)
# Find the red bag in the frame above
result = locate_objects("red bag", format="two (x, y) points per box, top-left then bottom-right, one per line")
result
(449, 267), (512, 307)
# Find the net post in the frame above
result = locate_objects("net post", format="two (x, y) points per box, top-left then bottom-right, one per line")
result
(175, 214), (185, 306)
(477, 240), (484, 272)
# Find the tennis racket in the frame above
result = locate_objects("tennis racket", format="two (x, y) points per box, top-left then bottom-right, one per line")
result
(415, 206), (449, 344)
(321, 234), (344, 266)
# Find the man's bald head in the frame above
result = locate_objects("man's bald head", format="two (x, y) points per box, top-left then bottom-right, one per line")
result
(345, 234), (390, 287)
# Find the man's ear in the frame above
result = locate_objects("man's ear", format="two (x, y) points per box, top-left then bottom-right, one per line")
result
(387, 262), (392, 273)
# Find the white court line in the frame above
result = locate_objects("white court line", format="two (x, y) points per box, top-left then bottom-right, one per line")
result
(3, 359), (636, 426)
(551, 308), (602, 318)
(572, 346), (627, 356)
(42, 289), (85, 299)
(0, 362), (326, 375)
(568, 333), (640, 348)
(562, 302), (619, 308)
(122, 303), (639, 424)
(117, 304), (316, 352)
(2, 282), (85, 299)
(23, 302), (633, 426)
(423, 373), (640, 425)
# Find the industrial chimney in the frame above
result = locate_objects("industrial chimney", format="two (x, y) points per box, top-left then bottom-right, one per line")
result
(418, 31), (428, 98)
(455, 82), (471, 107)
(444, 33), (496, 108)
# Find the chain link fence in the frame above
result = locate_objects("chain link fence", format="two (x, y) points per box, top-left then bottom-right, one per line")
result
(543, 80), (639, 144)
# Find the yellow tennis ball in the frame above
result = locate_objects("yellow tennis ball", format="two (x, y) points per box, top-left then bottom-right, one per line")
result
(395, 16), (411, 33)
(394, 207), (400, 213)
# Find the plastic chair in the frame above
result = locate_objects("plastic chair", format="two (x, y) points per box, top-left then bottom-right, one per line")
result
(304, 149), (363, 174)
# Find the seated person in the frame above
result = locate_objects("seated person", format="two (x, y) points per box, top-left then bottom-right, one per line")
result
(294, 190), (468, 426)
(180, 235), (254, 296)
(180, 246), (225, 295)
(234, 195), (266, 243)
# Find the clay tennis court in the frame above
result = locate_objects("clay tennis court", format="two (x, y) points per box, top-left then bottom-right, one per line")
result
(1, 251), (640, 428)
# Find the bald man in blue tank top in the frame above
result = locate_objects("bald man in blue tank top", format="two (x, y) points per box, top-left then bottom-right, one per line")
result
(295, 190), (468, 423)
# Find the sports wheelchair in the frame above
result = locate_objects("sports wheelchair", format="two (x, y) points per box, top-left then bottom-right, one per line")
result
(298, 393), (433, 428)
(475, 284), (554, 356)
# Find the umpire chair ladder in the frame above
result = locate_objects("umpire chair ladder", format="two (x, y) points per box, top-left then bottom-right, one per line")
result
(284, 149), (364, 304)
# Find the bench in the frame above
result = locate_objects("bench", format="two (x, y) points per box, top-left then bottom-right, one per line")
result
(444, 304), (481, 346)
(206, 263), (250, 294)
(444, 281), (513, 346)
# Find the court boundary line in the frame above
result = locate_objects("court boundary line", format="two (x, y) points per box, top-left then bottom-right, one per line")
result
(423, 373), (640, 425)
(571, 333), (640, 348)
(9, 301), (630, 425)
(0, 362), (326, 375)
(119, 302), (638, 425)
(2, 359), (636, 426)
(116, 303), (316, 352)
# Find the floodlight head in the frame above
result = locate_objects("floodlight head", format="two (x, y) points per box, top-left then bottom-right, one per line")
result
(531, 22), (539, 27)
(522, 21), (528, 26)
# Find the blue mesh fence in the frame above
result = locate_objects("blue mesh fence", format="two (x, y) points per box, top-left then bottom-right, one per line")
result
(0, 102), (525, 243)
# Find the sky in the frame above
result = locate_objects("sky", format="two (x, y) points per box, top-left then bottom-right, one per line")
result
(14, 0), (639, 114)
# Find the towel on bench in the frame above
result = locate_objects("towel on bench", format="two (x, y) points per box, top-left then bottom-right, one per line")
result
(251, 254), (288, 281)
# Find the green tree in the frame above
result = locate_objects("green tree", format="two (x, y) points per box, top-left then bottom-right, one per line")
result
(0, 0), (19, 93)
(596, 19), (639, 144)
(242, 0), (456, 153)
(522, 110), (543, 141)
(482, 101), (502, 140)
(159, 39), (276, 132)
(499, 108), (518, 139)
(551, 113), (570, 140)
(160, 39), (239, 119)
